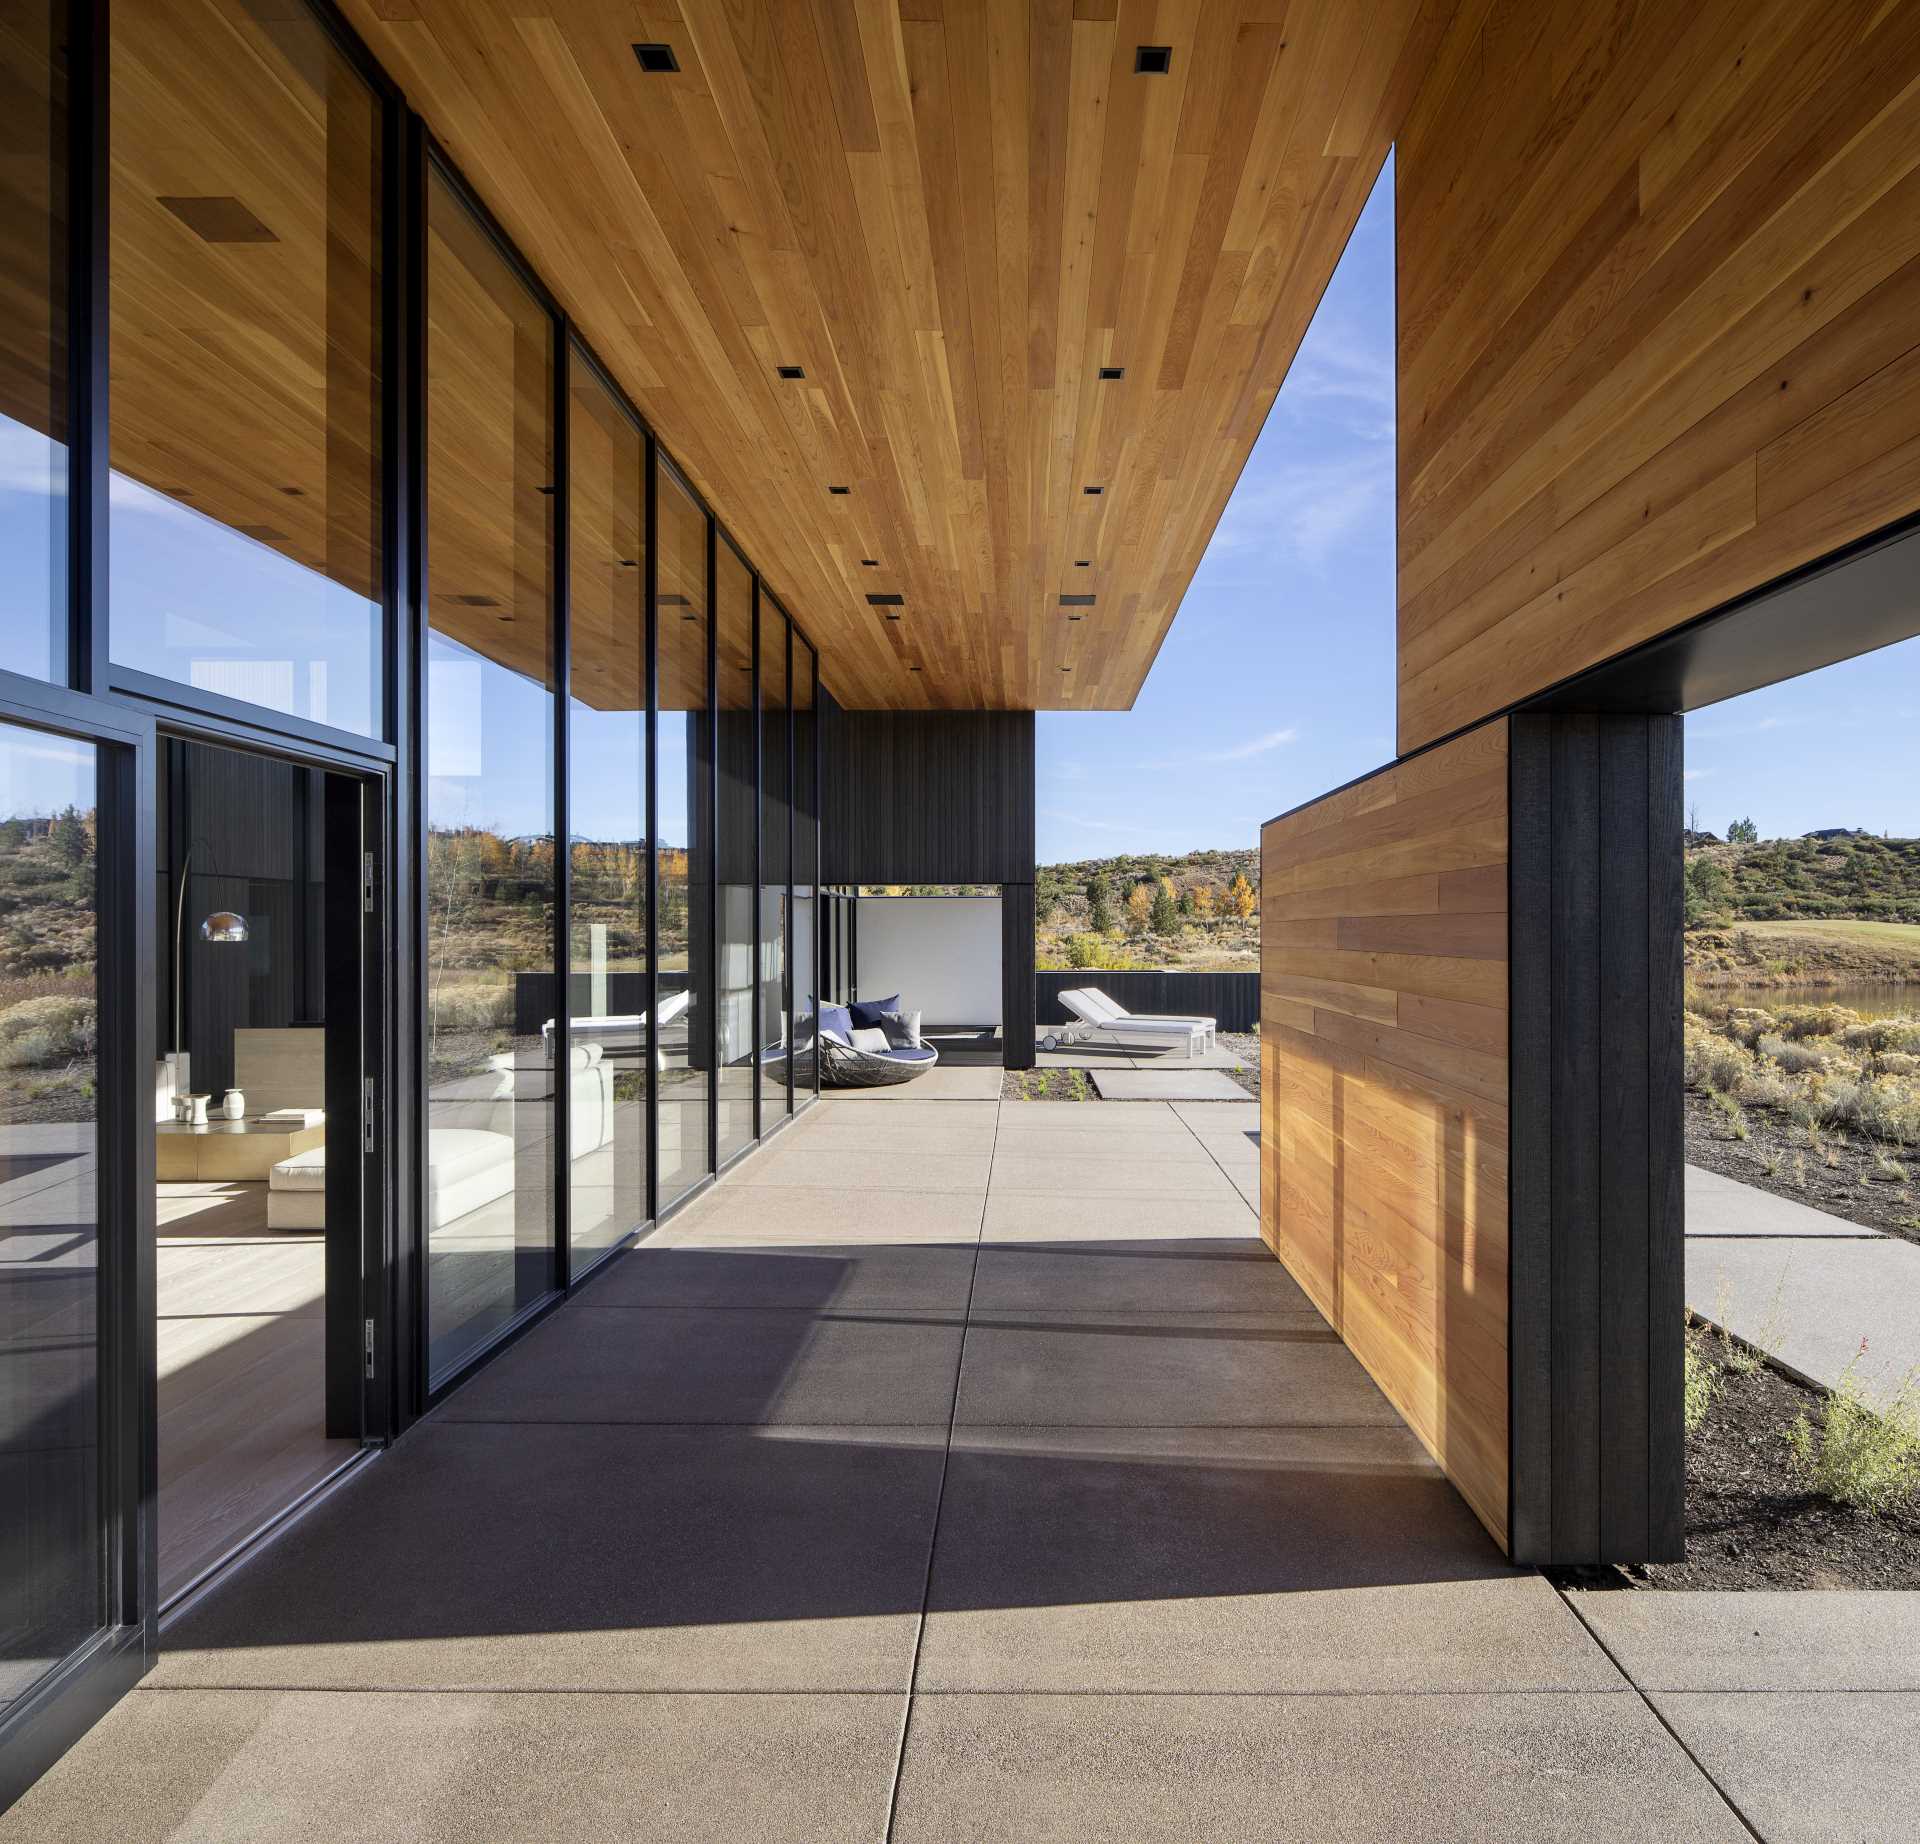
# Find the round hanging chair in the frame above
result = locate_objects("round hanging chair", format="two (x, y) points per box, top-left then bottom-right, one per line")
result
(818, 1036), (940, 1089)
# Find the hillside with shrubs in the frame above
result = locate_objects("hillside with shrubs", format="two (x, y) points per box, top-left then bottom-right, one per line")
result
(1034, 848), (1259, 972)
(0, 806), (99, 1126)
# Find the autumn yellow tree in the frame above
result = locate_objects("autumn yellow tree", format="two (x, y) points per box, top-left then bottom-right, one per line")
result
(1192, 883), (1216, 920)
(1228, 871), (1256, 920)
(1125, 882), (1153, 932)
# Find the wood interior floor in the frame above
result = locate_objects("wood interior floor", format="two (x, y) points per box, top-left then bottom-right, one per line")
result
(156, 1181), (359, 1603)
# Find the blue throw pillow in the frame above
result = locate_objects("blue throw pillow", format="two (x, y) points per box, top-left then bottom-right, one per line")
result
(848, 993), (900, 1030)
(820, 1002), (855, 1042)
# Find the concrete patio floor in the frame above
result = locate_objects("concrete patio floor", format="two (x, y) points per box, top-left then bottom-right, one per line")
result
(3, 1096), (1820, 1841)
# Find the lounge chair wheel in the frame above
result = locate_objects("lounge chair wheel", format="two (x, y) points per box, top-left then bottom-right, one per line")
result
(1039, 1033), (1058, 1052)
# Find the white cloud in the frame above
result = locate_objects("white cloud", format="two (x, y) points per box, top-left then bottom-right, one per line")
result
(1147, 727), (1298, 769)
(1683, 768), (1713, 783)
(1203, 451), (1388, 574)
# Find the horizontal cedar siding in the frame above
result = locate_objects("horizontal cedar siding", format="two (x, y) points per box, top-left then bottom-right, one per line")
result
(1261, 720), (1511, 1550)
(1396, 0), (1920, 750)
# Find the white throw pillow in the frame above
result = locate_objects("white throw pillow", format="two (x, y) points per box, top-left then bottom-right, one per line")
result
(850, 1026), (892, 1054)
(880, 1008), (922, 1048)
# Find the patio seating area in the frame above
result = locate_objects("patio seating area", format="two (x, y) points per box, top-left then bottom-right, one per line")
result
(4, 1090), (1843, 1842)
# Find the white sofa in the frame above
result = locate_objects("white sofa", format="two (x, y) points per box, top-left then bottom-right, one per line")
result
(267, 1044), (618, 1231)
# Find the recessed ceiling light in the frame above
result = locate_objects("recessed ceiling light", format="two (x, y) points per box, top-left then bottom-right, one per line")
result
(1060, 594), (1095, 607)
(1060, 665), (1073, 671)
(1135, 46), (1171, 74)
(538, 484), (555, 496)
(281, 485), (306, 497)
(908, 665), (922, 672)
(1067, 615), (1084, 622)
(828, 485), (850, 495)
(633, 43), (679, 73)
(158, 195), (276, 243)
(1098, 366), (1125, 380)
(1083, 486), (1103, 496)
(866, 593), (904, 607)
(446, 594), (500, 607)
(860, 558), (879, 567)
(1074, 559), (1091, 567)
(619, 558), (637, 567)
(658, 594), (690, 606)
(777, 364), (805, 380)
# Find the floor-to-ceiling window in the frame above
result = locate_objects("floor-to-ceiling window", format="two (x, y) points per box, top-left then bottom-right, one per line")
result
(0, 725), (102, 1721)
(0, 2), (67, 684)
(565, 351), (646, 1266)
(422, 165), (556, 1382)
(715, 542), (754, 1163)
(107, 0), (384, 737)
(792, 638), (819, 1097)
(655, 462), (709, 1209)
(758, 601), (790, 1118)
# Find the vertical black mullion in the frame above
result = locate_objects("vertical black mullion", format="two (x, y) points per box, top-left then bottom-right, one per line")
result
(643, 435), (659, 1225)
(705, 512), (718, 1178)
(551, 324), (572, 1290)
(1597, 717), (1650, 1557)
(750, 575), (762, 1142)
(1646, 714), (1687, 1559)
(1507, 715), (1553, 1562)
(98, 724), (157, 1642)
(400, 113), (428, 1427)
(1550, 714), (1601, 1562)
(69, 0), (108, 693)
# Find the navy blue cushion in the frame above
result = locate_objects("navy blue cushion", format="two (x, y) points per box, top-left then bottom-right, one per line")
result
(820, 1002), (854, 1041)
(848, 993), (901, 1030)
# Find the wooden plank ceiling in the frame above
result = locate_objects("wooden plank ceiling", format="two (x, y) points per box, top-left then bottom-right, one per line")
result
(341, 0), (1452, 710)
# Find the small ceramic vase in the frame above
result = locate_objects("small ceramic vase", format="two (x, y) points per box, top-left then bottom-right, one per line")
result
(223, 1088), (245, 1121)
(186, 1094), (210, 1126)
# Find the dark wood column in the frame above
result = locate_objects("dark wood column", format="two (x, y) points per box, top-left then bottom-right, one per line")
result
(1509, 711), (1685, 1566)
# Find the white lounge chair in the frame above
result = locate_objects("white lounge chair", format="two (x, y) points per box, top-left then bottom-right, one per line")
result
(541, 986), (692, 1063)
(1074, 987), (1217, 1050)
(1042, 988), (1211, 1057)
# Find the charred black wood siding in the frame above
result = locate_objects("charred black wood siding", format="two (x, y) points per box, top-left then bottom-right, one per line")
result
(1508, 711), (1684, 1566)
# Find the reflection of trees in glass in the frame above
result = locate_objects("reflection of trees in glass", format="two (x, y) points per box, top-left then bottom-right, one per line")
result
(424, 822), (554, 1079)
(0, 803), (100, 1125)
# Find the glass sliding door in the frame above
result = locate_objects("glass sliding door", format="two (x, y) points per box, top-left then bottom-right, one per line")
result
(792, 638), (818, 1098)
(0, 724), (103, 1718)
(565, 352), (645, 1266)
(0, 0), (68, 683)
(422, 166), (557, 1382)
(758, 603), (789, 1118)
(107, 0), (385, 737)
(654, 462), (709, 1209)
(714, 543), (754, 1163)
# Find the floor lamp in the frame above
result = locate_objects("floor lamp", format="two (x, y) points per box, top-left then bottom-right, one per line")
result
(169, 845), (250, 1110)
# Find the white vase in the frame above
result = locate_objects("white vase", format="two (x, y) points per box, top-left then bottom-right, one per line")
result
(223, 1088), (245, 1121)
(186, 1094), (210, 1126)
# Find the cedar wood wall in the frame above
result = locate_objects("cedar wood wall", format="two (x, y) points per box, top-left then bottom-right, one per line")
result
(1395, 0), (1920, 753)
(1260, 723), (1511, 1548)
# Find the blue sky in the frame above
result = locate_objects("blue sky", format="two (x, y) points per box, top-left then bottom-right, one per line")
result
(1035, 151), (1920, 861)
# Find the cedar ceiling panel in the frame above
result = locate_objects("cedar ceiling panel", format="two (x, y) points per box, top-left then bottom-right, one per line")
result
(339, 0), (1452, 710)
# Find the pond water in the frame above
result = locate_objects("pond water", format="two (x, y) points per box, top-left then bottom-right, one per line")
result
(1703, 981), (1920, 1020)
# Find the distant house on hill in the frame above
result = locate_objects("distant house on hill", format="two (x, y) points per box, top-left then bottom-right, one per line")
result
(1683, 829), (1721, 847)
(1803, 828), (1870, 841)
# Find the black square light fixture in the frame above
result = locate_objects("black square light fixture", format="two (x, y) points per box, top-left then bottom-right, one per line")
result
(1098, 365), (1125, 380)
(1074, 558), (1091, 567)
(776, 364), (805, 379)
(1060, 594), (1095, 607)
(633, 43), (679, 73)
(1135, 45), (1172, 74)
(860, 558), (879, 567)
(829, 485), (851, 495)
(866, 593), (904, 607)
(1083, 485), (1103, 496)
